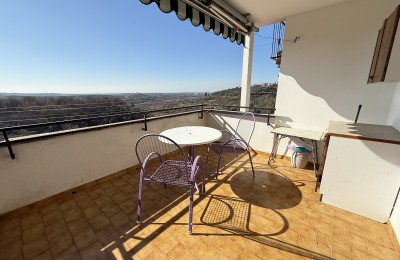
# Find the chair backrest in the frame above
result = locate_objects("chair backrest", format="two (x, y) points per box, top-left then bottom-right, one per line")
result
(135, 133), (187, 171)
(234, 112), (256, 144)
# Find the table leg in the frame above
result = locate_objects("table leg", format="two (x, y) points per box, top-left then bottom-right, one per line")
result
(187, 145), (202, 194)
(311, 140), (319, 178)
(268, 134), (282, 164)
(268, 134), (277, 164)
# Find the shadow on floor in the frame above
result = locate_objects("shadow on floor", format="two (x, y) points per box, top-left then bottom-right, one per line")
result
(102, 152), (332, 259)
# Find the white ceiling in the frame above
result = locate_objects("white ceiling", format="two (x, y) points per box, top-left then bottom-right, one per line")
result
(225, 0), (350, 27)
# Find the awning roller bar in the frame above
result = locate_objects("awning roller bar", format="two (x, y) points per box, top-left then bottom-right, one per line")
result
(139, 0), (249, 45)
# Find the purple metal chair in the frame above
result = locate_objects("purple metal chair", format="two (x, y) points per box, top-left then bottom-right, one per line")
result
(206, 112), (256, 177)
(135, 133), (205, 234)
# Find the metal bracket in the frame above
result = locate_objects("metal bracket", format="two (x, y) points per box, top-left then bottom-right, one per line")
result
(199, 105), (204, 119)
(2, 130), (15, 159)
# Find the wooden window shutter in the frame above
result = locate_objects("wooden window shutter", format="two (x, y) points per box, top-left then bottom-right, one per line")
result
(368, 5), (400, 83)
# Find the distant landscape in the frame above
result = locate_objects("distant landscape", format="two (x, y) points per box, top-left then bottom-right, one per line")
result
(0, 83), (277, 139)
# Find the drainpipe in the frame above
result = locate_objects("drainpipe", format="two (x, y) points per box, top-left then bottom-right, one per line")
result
(240, 32), (254, 112)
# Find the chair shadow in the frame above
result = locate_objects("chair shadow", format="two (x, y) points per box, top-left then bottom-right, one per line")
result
(197, 194), (332, 260)
(103, 150), (331, 260)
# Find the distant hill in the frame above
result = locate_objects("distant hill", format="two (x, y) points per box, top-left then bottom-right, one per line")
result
(208, 83), (277, 112)
(0, 83), (277, 138)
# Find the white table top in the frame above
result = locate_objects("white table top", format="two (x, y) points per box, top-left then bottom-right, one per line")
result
(160, 126), (222, 146)
(271, 127), (324, 141)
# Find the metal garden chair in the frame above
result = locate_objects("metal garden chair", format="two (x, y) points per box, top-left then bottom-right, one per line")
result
(206, 112), (256, 177)
(135, 133), (205, 234)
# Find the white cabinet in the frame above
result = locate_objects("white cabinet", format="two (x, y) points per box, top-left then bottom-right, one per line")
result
(320, 121), (400, 223)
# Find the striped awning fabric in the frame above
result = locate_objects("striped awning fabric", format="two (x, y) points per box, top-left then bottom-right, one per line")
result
(139, 0), (246, 45)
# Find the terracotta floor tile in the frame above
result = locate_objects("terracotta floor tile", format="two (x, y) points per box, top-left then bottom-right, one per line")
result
(58, 199), (78, 213)
(88, 213), (111, 232)
(0, 216), (20, 233)
(72, 191), (90, 202)
(63, 207), (83, 223)
(95, 224), (121, 247)
(82, 205), (102, 220)
(0, 240), (22, 260)
(368, 241), (399, 260)
(22, 236), (49, 259)
(1, 150), (398, 260)
(45, 219), (69, 240)
(42, 209), (63, 226)
(111, 193), (128, 204)
(93, 195), (113, 208)
(76, 197), (95, 209)
(21, 212), (42, 231)
(350, 246), (374, 259)
(166, 243), (195, 259)
(152, 233), (180, 255)
(79, 242), (109, 260)
(53, 245), (81, 260)
(101, 202), (121, 218)
(98, 181), (113, 190)
(237, 251), (260, 260)
(119, 200), (136, 215)
(22, 222), (46, 244)
(31, 249), (52, 260)
(49, 233), (74, 256)
(87, 187), (106, 198)
(72, 228), (98, 251)
(103, 187), (120, 198)
(133, 243), (162, 260)
(187, 236), (225, 259)
(93, 195), (113, 207)
(109, 211), (131, 231)
(213, 236), (245, 259)
(40, 202), (59, 215)
(67, 218), (90, 236)
(333, 229), (368, 251)
(0, 225), (21, 248)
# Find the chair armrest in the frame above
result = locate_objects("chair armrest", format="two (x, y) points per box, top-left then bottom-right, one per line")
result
(141, 152), (163, 177)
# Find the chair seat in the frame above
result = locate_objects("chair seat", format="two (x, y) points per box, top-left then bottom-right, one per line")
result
(149, 160), (197, 186)
(208, 140), (247, 154)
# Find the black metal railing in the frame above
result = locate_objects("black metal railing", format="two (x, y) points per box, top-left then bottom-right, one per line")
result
(0, 104), (275, 159)
(271, 21), (285, 67)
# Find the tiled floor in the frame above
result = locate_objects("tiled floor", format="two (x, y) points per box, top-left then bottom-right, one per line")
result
(0, 146), (399, 259)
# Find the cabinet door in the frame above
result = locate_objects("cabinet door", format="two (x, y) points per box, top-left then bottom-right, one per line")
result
(368, 5), (400, 83)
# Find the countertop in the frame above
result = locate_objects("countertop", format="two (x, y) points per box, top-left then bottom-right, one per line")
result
(327, 121), (400, 145)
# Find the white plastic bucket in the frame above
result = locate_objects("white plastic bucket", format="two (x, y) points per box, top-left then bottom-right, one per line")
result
(291, 152), (308, 168)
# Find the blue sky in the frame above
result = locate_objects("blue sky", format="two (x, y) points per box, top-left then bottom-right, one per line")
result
(0, 0), (278, 93)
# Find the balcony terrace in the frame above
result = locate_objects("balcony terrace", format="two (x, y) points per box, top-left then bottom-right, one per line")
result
(0, 110), (399, 259)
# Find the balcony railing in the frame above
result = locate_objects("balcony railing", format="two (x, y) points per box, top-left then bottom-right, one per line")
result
(0, 104), (275, 159)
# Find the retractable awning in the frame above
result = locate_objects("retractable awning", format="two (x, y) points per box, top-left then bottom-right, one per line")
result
(139, 0), (250, 45)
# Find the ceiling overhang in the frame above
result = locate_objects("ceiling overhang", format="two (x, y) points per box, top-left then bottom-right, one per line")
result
(224, 0), (351, 27)
(139, 0), (351, 46)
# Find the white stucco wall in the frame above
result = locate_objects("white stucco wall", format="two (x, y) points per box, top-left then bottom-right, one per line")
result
(276, 0), (400, 131)
(206, 111), (277, 154)
(387, 83), (400, 131)
(0, 113), (205, 214)
(275, 0), (400, 242)
(0, 111), (281, 215)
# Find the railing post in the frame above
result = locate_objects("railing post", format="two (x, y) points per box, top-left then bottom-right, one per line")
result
(267, 113), (271, 126)
(2, 130), (15, 159)
(142, 113), (147, 131)
(199, 105), (204, 119)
